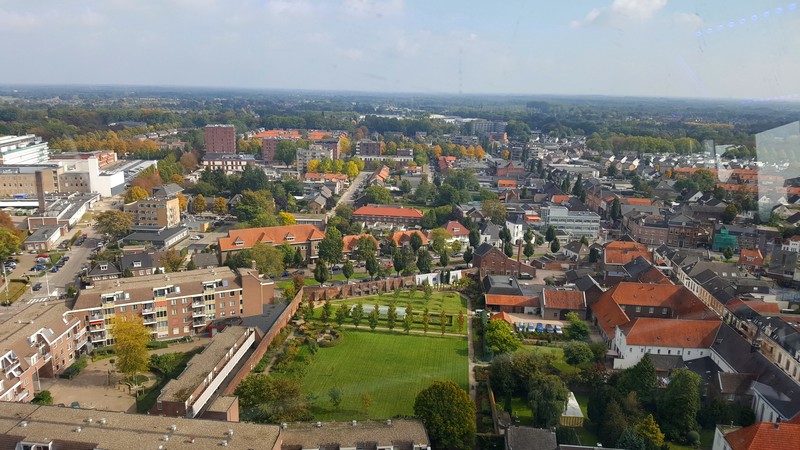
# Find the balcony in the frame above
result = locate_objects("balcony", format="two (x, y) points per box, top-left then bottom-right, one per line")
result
(88, 314), (103, 322)
(192, 320), (206, 328)
(143, 316), (157, 325)
(89, 324), (105, 332)
(42, 353), (51, 362)
(142, 308), (156, 315)
(192, 309), (206, 318)
(3, 360), (20, 377)
(90, 334), (106, 344)
(15, 390), (29, 402)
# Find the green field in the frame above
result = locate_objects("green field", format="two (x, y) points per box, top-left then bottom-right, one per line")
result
(293, 329), (468, 420)
(334, 290), (467, 314)
(276, 273), (372, 290)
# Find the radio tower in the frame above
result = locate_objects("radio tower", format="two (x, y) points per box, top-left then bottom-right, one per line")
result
(459, 47), (463, 95)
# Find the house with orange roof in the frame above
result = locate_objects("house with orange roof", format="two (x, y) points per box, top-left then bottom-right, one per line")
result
(218, 224), (325, 262)
(541, 289), (586, 320)
(739, 248), (764, 269)
(442, 220), (470, 245)
(497, 179), (517, 189)
(342, 234), (380, 260)
(588, 282), (717, 342)
(603, 240), (653, 280)
(353, 205), (423, 227)
(391, 230), (428, 249)
(611, 317), (721, 369)
(712, 421), (800, 450)
(485, 294), (540, 314)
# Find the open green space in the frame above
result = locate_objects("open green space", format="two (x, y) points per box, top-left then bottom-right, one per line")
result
(285, 329), (468, 420)
(333, 290), (467, 314)
(276, 273), (372, 290)
(0, 281), (29, 304)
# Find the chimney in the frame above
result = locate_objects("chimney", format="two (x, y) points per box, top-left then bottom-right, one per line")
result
(508, 277), (513, 285)
(35, 170), (46, 214)
(251, 260), (257, 270)
(774, 417), (781, 429)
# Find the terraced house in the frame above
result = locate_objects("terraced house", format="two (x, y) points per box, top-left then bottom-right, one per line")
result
(217, 224), (325, 263)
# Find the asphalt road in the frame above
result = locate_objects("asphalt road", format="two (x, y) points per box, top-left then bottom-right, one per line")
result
(328, 171), (368, 219)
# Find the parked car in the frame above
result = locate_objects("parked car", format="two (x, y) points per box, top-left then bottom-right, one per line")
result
(332, 265), (341, 271)
(51, 266), (59, 273)
(535, 323), (545, 333)
(32, 283), (42, 291)
(518, 273), (534, 280)
(282, 271), (290, 277)
(62, 256), (70, 261)
(554, 325), (563, 335)
(526, 323), (536, 333)
(545, 324), (555, 333)
(190, 235), (202, 240)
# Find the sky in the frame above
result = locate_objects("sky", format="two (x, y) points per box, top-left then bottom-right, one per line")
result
(1, 0), (800, 99)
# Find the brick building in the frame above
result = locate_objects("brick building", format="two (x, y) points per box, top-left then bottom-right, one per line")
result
(473, 242), (537, 278)
(352, 205), (424, 227)
(71, 267), (275, 344)
(217, 224), (325, 262)
(204, 124), (236, 153)
(355, 139), (381, 156)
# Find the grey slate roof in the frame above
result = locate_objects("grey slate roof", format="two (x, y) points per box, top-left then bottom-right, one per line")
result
(505, 426), (557, 450)
(191, 253), (220, 268)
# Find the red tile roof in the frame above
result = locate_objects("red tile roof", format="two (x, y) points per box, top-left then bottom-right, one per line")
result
(623, 318), (721, 348)
(739, 248), (764, 266)
(218, 224), (324, 252)
(725, 298), (781, 315)
(590, 282), (715, 336)
(550, 194), (571, 204)
(542, 290), (586, 310)
(391, 230), (428, 247)
(498, 179), (517, 188)
(353, 206), (424, 219)
(443, 220), (470, 236)
(724, 422), (800, 450)
(619, 197), (653, 206)
(604, 240), (653, 265)
(490, 311), (514, 324)
(485, 294), (540, 308)
(342, 234), (379, 254)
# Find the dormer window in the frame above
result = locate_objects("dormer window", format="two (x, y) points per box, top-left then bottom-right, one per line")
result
(133, 261), (142, 268)
(234, 239), (244, 246)
(285, 233), (295, 242)
(100, 264), (108, 271)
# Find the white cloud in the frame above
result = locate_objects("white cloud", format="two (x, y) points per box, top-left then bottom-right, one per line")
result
(571, 0), (668, 28)
(337, 47), (364, 60)
(672, 12), (703, 27)
(0, 8), (41, 31)
(342, 0), (404, 18)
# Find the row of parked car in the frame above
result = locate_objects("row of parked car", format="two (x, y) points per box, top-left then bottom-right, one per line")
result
(515, 322), (563, 334)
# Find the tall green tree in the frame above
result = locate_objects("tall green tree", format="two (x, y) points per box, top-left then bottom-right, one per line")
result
(342, 260), (354, 281)
(110, 315), (150, 385)
(318, 227), (343, 264)
(484, 320), (520, 354)
(351, 303), (364, 327)
(659, 368), (701, 441)
(365, 254), (379, 279)
(410, 232), (424, 252)
(387, 302), (397, 330)
(528, 373), (570, 428)
(416, 248), (433, 273)
(95, 210), (134, 238)
(314, 262), (330, 285)
(414, 381), (476, 450)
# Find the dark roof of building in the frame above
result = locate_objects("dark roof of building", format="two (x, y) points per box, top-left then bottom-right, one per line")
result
(152, 183), (184, 197)
(717, 372), (757, 395)
(482, 275), (524, 296)
(88, 261), (120, 277)
(648, 354), (685, 371)
(623, 255), (654, 278)
(474, 242), (497, 257)
(505, 426), (557, 450)
(684, 356), (722, 384)
(191, 253), (219, 268)
(120, 252), (155, 271)
(711, 324), (800, 419)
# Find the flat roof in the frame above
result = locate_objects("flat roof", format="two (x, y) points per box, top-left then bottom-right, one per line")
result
(158, 326), (251, 403)
(0, 402), (280, 450)
(0, 303), (73, 354)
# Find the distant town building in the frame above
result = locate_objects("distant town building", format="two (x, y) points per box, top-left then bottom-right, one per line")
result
(0, 134), (50, 165)
(540, 206), (600, 239)
(204, 124), (236, 153)
(355, 139), (381, 157)
(297, 144), (334, 172)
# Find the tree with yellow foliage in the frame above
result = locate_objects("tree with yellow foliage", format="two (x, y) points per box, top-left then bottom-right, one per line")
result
(110, 315), (150, 386)
(124, 186), (149, 203)
(307, 159), (321, 173)
(278, 212), (297, 225)
(338, 136), (351, 156)
(176, 193), (188, 212)
(169, 173), (184, 186)
(214, 197), (228, 215)
(432, 145), (442, 158)
(345, 160), (359, 180)
(194, 194), (207, 213)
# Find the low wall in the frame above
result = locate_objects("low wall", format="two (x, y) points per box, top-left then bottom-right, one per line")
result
(222, 289), (304, 396)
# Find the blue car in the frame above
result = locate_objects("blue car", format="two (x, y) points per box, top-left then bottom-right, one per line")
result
(535, 323), (545, 333)
(51, 266), (59, 273)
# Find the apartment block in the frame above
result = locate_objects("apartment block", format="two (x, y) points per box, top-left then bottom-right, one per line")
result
(355, 139), (381, 157)
(296, 144), (333, 172)
(204, 124), (236, 153)
(124, 196), (181, 230)
(0, 304), (85, 403)
(540, 206), (600, 239)
(71, 267), (275, 345)
(0, 164), (61, 198)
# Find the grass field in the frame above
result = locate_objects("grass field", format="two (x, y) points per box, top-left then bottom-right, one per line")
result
(0, 281), (29, 304)
(333, 290), (467, 314)
(276, 273), (372, 290)
(292, 329), (468, 420)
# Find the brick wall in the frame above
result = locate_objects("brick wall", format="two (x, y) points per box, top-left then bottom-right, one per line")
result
(222, 287), (304, 396)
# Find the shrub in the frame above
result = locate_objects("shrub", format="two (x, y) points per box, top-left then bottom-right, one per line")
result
(146, 341), (169, 349)
(686, 430), (700, 447)
(59, 355), (89, 379)
(32, 390), (53, 405)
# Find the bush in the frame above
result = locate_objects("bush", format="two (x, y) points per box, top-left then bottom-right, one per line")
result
(32, 390), (53, 405)
(146, 341), (169, 349)
(687, 430), (700, 447)
(60, 355), (89, 379)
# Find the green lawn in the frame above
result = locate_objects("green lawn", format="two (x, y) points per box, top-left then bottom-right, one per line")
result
(510, 397), (533, 426)
(276, 273), (372, 290)
(290, 329), (468, 420)
(334, 290), (467, 314)
(0, 281), (28, 304)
